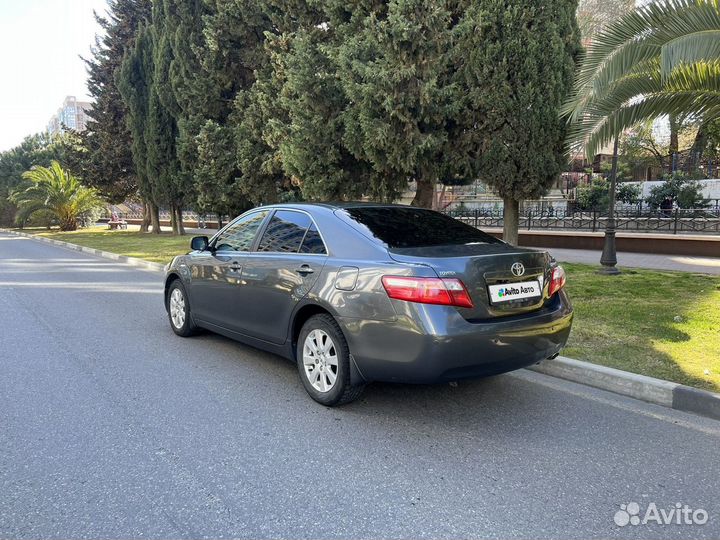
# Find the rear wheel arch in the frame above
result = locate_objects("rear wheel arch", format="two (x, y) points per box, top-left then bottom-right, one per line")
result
(290, 303), (336, 355)
(290, 302), (367, 387)
(295, 312), (365, 405)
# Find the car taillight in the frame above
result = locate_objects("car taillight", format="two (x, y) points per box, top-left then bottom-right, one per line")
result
(381, 276), (474, 308)
(548, 266), (566, 297)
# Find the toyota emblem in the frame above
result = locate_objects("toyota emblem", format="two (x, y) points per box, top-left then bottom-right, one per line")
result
(511, 262), (525, 277)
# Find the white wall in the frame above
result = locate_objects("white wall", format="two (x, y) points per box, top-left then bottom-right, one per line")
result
(625, 179), (720, 199)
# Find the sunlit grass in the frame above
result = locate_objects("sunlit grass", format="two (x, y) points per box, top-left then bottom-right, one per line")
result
(562, 263), (720, 392)
(31, 226), (192, 264)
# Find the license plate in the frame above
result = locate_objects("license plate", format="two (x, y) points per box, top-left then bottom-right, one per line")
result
(488, 280), (542, 303)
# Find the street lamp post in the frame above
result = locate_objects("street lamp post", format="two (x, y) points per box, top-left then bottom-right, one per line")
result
(599, 135), (621, 275)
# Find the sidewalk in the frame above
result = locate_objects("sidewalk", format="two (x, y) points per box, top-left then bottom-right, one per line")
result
(536, 246), (720, 274)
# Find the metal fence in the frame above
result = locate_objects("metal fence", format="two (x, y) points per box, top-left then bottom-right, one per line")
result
(110, 203), (720, 235)
(445, 206), (720, 235)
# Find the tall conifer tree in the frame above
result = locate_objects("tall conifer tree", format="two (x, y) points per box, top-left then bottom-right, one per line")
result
(450, 0), (580, 244)
(83, 0), (151, 206)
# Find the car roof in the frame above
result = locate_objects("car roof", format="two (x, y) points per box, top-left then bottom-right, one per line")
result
(260, 201), (412, 211)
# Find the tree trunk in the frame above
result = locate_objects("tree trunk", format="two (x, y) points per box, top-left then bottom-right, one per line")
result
(175, 206), (185, 235)
(140, 200), (150, 233)
(669, 114), (679, 172)
(669, 114), (679, 153)
(59, 216), (78, 232)
(217, 214), (224, 229)
(690, 124), (707, 172)
(434, 183), (447, 210)
(502, 197), (519, 246)
(170, 204), (179, 235)
(149, 202), (161, 234)
(411, 176), (434, 208)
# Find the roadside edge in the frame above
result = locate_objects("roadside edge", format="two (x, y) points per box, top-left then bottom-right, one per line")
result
(1, 228), (166, 273)
(530, 357), (720, 421)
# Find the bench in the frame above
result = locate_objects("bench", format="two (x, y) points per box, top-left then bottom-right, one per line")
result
(108, 220), (128, 230)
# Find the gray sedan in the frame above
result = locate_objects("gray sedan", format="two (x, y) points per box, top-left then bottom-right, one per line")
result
(164, 203), (573, 405)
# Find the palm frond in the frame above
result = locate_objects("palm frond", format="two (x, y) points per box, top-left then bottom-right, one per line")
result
(564, 0), (720, 157)
(575, 92), (720, 158)
(661, 30), (720, 78)
(14, 160), (104, 230)
(665, 60), (720, 91)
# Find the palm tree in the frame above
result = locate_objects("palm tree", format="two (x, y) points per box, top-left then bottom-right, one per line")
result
(564, 0), (720, 158)
(11, 161), (104, 231)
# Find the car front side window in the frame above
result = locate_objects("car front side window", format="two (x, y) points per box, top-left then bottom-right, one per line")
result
(214, 211), (268, 252)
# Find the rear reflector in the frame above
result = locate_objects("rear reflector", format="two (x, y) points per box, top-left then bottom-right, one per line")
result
(381, 276), (474, 308)
(548, 266), (566, 297)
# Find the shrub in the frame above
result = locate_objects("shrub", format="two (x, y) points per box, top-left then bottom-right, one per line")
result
(645, 172), (709, 209)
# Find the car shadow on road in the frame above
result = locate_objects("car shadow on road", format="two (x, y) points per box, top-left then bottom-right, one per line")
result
(193, 330), (573, 436)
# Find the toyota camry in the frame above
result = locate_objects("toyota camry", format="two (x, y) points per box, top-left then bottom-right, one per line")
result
(164, 203), (573, 405)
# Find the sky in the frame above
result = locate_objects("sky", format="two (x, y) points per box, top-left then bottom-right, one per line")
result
(0, 0), (108, 152)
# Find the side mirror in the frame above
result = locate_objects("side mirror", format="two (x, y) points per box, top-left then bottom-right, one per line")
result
(191, 235), (209, 251)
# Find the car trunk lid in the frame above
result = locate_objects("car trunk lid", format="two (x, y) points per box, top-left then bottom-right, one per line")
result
(388, 244), (552, 320)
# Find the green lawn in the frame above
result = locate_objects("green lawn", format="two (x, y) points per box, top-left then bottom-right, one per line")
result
(32, 226), (191, 264)
(563, 263), (720, 392)
(18, 227), (720, 392)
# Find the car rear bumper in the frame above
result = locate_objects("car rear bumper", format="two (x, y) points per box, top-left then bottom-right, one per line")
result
(338, 290), (573, 384)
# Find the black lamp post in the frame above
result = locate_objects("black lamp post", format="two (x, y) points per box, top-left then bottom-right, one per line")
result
(599, 135), (621, 275)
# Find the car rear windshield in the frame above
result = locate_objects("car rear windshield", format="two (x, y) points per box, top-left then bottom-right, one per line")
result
(341, 207), (502, 249)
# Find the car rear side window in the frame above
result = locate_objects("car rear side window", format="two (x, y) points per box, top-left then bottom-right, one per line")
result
(214, 211), (268, 252)
(342, 207), (502, 249)
(258, 210), (314, 253)
(299, 223), (326, 254)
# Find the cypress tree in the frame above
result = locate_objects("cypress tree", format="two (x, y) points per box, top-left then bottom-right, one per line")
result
(83, 0), (151, 206)
(147, 2), (193, 234)
(267, 24), (375, 201)
(450, 0), (580, 244)
(332, 0), (459, 206)
(118, 24), (162, 233)
(206, 1), (283, 210)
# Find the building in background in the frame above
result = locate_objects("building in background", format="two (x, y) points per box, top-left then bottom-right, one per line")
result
(47, 96), (92, 135)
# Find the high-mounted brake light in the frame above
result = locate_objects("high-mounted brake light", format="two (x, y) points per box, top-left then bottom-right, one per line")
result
(381, 276), (474, 308)
(548, 266), (566, 297)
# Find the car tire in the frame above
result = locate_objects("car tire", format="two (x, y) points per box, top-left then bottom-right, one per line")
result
(297, 314), (364, 406)
(167, 280), (198, 337)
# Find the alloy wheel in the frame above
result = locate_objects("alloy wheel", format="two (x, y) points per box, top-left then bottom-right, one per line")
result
(302, 329), (338, 392)
(169, 287), (186, 329)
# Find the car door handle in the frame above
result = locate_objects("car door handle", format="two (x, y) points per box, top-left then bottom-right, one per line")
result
(229, 261), (242, 272)
(295, 264), (314, 275)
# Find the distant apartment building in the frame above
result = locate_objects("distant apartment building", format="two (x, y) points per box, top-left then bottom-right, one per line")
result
(47, 96), (92, 135)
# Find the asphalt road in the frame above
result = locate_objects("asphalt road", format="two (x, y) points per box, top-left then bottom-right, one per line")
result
(1, 231), (719, 540)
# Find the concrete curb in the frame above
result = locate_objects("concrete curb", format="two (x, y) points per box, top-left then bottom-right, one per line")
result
(4, 228), (720, 422)
(1, 228), (165, 273)
(530, 357), (720, 421)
